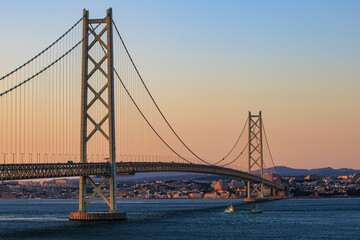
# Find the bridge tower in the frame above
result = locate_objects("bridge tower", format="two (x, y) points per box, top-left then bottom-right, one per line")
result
(247, 111), (264, 199)
(70, 8), (126, 220)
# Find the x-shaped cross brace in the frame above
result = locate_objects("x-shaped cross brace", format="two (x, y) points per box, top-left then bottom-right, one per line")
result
(85, 176), (111, 208)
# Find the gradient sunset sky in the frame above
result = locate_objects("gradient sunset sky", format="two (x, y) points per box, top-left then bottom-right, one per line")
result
(0, 0), (359, 169)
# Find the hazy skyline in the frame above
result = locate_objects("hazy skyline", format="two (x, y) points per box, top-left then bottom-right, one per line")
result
(0, 0), (359, 169)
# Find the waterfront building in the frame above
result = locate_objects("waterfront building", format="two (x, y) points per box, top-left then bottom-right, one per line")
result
(189, 193), (203, 199)
(304, 174), (320, 180)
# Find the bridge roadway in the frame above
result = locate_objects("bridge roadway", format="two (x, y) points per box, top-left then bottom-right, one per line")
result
(0, 162), (285, 190)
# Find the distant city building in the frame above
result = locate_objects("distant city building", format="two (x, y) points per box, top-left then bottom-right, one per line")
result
(189, 193), (203, 199)
(203, 193), (218, 199)
(172, 192), (188, 199)
(211, 181), (229, 191)
(0, 185), (10, 191)
(1, 193), (16, 199)
(230, 180), (245, 189)
(322, 177), (333, 183)
(17, 181), (30, 185)
(234, 189), (247, 197)
(117, 192), (128, 198)
(304, 174), (320, 180)
(54, 179), (68, 184)
(219, 192), (230, 199)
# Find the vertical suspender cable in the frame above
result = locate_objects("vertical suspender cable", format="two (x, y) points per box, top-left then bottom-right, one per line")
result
(14, 72), (16, 162)
(37, 48), (40, 162)
(62, 34), (65, 160)
(19, 69), (22, 162)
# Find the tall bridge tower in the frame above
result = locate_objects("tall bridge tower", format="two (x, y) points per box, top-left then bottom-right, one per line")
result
(70, 8), (125, 221)
(247, 111), (264, 198)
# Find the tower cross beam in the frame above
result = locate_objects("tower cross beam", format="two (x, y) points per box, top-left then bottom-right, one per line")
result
(86, 84), (109, 108)
(88, 26), (108, 50)
(88, 55), (108, 78)
(85, 176), (111, 208)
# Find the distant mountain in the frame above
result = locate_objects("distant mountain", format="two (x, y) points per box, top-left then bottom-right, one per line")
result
(258, 166), (360, 178)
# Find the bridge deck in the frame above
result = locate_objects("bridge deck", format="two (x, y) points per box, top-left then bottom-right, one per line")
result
(0, 162), (284, 190)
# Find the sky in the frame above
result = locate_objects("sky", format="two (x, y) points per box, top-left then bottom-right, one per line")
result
(0, 0), (359, 169)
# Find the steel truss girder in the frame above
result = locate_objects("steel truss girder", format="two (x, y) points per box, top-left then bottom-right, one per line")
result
(0, 162), (285, 190)
(0, 163), (110, 180)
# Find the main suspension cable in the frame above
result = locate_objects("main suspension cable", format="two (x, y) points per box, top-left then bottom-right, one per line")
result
(113, 20), (247, 164)
(90, 21), (206, 165)
(0, 20), (104, 97)
(0, 17), (83, 82)
(213, 117), (249, 165)
(219, 142), (249, 167)
(0, 41), (82, 97)
(113, 67), (196, 164)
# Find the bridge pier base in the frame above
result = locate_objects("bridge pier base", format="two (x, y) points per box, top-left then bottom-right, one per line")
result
(69, 212), (127, 221)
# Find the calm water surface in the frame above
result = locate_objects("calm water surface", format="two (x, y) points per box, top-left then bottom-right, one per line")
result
(0, 198), (359, 239)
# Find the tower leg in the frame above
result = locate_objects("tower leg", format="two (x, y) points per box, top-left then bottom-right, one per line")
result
(109, 165), (117, 212)
(79, 176), (86, 213)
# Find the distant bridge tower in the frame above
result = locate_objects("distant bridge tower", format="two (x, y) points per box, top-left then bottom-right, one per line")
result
(247, 111), (264, 198)
(71, 8), (125, 220)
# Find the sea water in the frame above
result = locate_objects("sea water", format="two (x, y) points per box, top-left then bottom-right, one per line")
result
(0, 198), (360, 239)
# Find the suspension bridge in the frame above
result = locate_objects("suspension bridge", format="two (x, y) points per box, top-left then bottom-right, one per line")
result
(0, 9), (285, 220)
